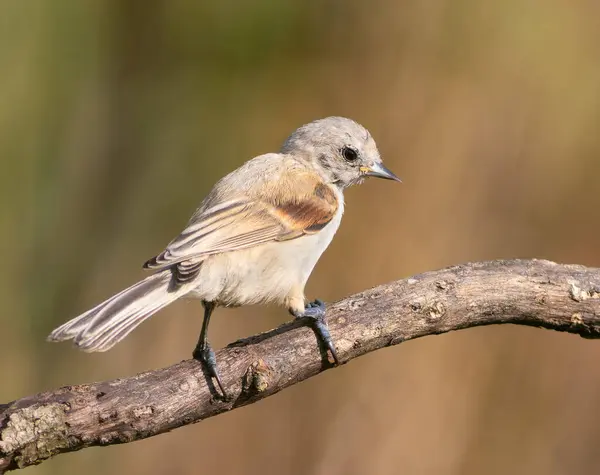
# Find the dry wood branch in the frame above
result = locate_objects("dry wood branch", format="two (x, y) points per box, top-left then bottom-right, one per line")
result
(2, 259), (600, 472)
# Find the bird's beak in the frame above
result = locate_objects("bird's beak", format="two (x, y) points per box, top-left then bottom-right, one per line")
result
(360, 163), (402, 182)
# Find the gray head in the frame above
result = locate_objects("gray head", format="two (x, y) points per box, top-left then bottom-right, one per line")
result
(280, 116), (400, 188)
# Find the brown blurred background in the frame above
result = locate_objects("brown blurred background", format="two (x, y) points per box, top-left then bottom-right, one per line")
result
(2, 0), (600, 474)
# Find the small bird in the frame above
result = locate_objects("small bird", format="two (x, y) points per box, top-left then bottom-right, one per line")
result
(48, 116), (400, 397)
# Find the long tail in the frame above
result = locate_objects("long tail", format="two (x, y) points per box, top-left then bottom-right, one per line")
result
(47, 271), (190, 352)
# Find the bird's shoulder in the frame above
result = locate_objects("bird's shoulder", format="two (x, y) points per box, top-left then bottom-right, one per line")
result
(200, 153), (340, 235)
(259, 163), (341, 234)
(202, 153), (339, 214)
(197, 153), (293, 209)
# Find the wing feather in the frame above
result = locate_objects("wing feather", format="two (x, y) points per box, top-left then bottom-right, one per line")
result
(143, 175), (339, 275)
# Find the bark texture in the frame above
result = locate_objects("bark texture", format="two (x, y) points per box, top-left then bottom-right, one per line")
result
(2, 259), (600, 472)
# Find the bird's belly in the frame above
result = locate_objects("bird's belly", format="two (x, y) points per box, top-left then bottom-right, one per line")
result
(188, 204), (343, 307)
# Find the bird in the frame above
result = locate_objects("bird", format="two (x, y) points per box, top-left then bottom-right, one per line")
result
(48, 116), (400, 398)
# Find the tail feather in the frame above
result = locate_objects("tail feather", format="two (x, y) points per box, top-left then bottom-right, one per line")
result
(48, 271), (190, 352)
(47, 284), (139, 340)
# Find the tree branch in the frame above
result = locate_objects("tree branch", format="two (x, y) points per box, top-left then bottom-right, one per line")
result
(2, 259), (600, 472)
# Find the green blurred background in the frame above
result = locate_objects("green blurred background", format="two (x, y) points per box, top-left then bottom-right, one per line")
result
(2, 1), (600, 473)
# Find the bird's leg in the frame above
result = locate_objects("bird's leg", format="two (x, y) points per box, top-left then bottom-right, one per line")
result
(292, 299), (340, 365)
(192, 301), (227, 398)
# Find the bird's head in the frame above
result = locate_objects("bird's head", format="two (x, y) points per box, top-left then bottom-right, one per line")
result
(281, 116), (400, 188)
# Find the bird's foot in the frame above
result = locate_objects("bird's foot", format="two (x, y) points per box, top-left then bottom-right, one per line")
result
(193, 342), (228, 399)
(294, 299), (340, 365)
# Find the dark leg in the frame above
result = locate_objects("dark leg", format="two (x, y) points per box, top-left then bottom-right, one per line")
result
(193, 301), (227, 398)
(292, 299), (340, 365)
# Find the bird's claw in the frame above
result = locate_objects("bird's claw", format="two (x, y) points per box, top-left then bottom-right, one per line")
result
(193, 343), (228, 399)
(297, 299), (339, 365)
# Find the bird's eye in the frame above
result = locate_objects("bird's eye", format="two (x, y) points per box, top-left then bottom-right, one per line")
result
(342, 147), (358, 161)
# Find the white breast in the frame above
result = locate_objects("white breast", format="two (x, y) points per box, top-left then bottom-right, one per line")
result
(190, 188), (345, 308)
(277, 191), (344, 288)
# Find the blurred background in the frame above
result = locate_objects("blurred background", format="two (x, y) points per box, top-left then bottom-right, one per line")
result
(2, 0), (600, 474)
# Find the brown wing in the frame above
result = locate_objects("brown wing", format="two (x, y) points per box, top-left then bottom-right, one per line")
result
(272, 182), (338, 235)
(143, 173), (339, 284)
